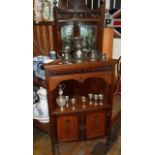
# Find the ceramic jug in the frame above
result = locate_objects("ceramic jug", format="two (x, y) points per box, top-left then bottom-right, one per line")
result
(36, 87), (49, 118)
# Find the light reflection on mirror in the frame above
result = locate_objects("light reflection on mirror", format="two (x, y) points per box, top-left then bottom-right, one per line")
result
(61, 25), (74, 50)
(80, 25), (97, 50)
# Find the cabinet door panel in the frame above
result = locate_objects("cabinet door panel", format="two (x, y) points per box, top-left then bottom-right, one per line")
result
(86, 111), (106, 138)
(57, 114), (78, 142)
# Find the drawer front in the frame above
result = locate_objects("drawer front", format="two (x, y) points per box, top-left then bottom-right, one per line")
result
(57, 114), (78, 142)
(86, 111), (106, 138)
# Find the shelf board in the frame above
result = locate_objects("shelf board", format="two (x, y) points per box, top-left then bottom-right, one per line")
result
(33, 95), (120, 133)
(52, 102), (110, 115)
(58, 8), (101, 13)
(58, 18), (101, 23)
(33, 21), (54, 25)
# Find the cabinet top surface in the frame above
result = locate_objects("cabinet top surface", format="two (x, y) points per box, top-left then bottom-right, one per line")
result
(44, 59), (117, 71)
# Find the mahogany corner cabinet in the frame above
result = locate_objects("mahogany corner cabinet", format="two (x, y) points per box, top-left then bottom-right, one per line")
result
(43, 59), (117, 155)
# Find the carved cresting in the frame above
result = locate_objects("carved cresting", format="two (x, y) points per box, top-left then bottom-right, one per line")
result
(69, 0), (85, 9)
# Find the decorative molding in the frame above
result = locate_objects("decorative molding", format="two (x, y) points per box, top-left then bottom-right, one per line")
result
(47, 66), (112, 76)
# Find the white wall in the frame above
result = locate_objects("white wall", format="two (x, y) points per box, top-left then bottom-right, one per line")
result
(112, 38), (121, 59)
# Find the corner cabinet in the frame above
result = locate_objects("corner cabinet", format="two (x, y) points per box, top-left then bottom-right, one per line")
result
(44, 59), (116, 155)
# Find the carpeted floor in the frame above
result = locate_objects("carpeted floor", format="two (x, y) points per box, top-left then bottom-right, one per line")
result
(90, 119), (121, 155)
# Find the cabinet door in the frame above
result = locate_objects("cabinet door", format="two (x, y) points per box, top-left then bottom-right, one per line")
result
(86, 111), (106, 139)
(57, 114), (79, 142)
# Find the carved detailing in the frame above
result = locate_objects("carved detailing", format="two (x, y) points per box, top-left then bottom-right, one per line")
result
(68, 0), (84, 10)
(57, 11), (102, 21)
(53, 0), (57, 6)
(47, 66), (112, 77)
(56, 0), (103, 21)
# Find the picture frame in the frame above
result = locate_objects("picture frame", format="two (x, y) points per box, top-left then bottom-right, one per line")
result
(33, 0), (56, 22)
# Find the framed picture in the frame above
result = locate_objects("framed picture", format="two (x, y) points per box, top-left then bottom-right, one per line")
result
(33, 0), (57, 22)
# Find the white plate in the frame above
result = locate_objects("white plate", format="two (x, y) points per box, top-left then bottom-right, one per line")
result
(43, 59), (55, 64)
(33, 116), (49, 123)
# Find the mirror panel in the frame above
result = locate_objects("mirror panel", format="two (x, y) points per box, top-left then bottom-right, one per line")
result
(61, 25), (74, 50)
(79, 25), (97, 50)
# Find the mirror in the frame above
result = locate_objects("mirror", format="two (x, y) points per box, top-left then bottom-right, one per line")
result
(79, 25), (97, 50)
(60, 24), (97, 50)
(61, 25), (74, 50)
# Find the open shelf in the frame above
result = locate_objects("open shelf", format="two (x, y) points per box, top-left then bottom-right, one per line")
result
(53, 100), (110, 115)
(33, 95), (120, 134)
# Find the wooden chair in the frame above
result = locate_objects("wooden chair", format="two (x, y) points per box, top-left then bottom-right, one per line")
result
(114, 56), (121, 95)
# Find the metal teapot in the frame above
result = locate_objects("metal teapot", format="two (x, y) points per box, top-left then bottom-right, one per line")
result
(36, 87), (49, 118)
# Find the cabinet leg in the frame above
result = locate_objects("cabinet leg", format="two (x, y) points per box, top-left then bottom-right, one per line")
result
(56, 144), (60, 155)
(51, 144), (56, 155)
(51, 144), (60, 155)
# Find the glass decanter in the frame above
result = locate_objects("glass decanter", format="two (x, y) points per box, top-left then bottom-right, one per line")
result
(56, 84), (66, 112)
